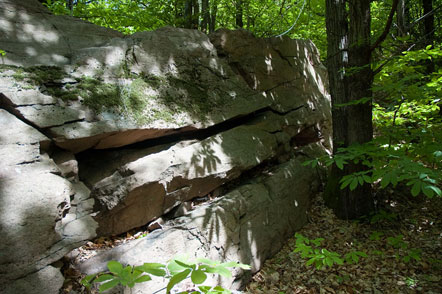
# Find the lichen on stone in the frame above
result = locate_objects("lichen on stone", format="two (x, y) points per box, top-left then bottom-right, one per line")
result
(1, 64), (224, 125)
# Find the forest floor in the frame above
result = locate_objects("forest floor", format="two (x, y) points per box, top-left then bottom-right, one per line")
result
(62, 188), (442, 294)
(244, 190), (442, 294)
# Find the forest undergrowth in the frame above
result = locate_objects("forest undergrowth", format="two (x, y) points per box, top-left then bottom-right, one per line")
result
(245, 190), (442, 294)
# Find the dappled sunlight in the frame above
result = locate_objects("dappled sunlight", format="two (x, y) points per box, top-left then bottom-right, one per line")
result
(189, 137), (223, 177)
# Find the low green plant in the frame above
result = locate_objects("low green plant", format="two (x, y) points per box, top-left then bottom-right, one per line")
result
(335, 274), (351, 284)
(386, 234), (408, 249)
(405, 277), (418, 288)
(369, 231), (384, 241)
(371, 250), (385, 257)
(81, 257), (250, 294)
(293, 233), (344, 269)
(344, 250), (368, 264)
(306, 248), (344, 269)
(370, 209), (398, 224)
(402, 248), (422, 263)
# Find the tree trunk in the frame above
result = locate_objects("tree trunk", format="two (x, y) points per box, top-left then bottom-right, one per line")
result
(184, 0), (193, 28)
(324, 0), (374, 219)
(346, 0), (374, 218)
(66, 0), (73, 15)
(210, 0), (218, 32)
(192, 0), (199, 29)
(201, 0), (210, 33)
(236, 0), (244, 28)
(423, 0), (435, 73)
(396, 0), (409, 36)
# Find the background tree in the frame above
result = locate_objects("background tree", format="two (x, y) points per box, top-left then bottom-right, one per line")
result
(324, 0), (379, 219)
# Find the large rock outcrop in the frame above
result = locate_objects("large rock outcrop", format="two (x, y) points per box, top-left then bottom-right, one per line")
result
(0, 0), (331, 293)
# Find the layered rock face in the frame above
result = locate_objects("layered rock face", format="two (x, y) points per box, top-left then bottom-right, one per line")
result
(0, 0), (331, 293)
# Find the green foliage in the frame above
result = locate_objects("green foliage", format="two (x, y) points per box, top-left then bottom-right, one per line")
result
(305, 44), (442, 200)
(386, 235), (408, 249)
(0, 49), (5, 56)
(405, 277), (418, 288)
(294, 233), (352, 269)
(81, 257), (250, 294)
(403, 248), (422, 263)
(369, 231), (384, 241)
(344, 251), (368, 264)
(369, 210), (398, 224)
(42, 0), (327, 56)
(305, 248), (344, 269)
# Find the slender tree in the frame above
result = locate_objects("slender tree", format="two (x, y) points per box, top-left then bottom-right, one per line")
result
(396, 0), (410, 36)
(201, 0), (211, 33)
(209, 0), (218, 32)
(236, 0), (244, 28)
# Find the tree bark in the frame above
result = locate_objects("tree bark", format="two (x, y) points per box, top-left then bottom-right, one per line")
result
(192, 0), (199, 29)
(423, 0), (435, 73)
(346, 0), (374, 218)
(210, 0), (218, 32)
(324, 0), (375, 219)
(184, 0), (193, 28)
(236, 0), (244, 28)
(201, 0), (210, 33)
(396, 0), (409, 36)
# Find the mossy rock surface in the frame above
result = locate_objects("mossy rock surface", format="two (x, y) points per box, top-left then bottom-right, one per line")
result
(1, 65), (226, 125)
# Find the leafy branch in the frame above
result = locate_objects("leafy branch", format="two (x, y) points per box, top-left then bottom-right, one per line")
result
(81, 257), (250, 294)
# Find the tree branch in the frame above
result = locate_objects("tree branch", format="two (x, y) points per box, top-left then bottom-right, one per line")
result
(370, 0), (399, 53)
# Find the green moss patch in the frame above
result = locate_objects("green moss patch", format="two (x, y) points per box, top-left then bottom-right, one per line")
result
(1, 64), (227, 125)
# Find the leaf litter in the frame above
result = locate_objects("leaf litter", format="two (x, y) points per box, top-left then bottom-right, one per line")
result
(245, 190), (442, 294)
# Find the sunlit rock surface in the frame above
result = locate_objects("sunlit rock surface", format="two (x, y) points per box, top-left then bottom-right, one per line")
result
(0, 0), (331, 293)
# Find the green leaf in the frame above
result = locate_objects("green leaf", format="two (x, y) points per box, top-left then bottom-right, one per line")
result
(196, 258), (217, 265)
(99, 278), (120, 292)
(191, 269), (207, 284)
(306, 258), (315, 266)
(206, 265), (232, 278)
(95, 274), (115, 283)
(422, 185), (434, 198)
(198, 285), (212, 293)
(340, 177), (353, 189)
(411, 180), (422, 196)
(220, 261), (251, 270)
(136, 263), (166, 276)
(168, 259), (189, 275)
(107, 261), (123, 275)
(358, 252), (368, 257)
(362, 175), (372, 184)
(325, 257), (333, 267)
(428, 185), (441, 197)
(134, 275), (152, 283)
(380, 173), (390, 188)
(80, 274), (96, 287)
(349, 177), (358, 190)
(167, 269), (191, 294)
(335, 158), (344, 170)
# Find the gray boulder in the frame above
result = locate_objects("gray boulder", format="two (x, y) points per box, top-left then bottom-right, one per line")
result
(0, 110), (97, 292)
(0, 0), (331, 293)
(75, 153), (320, 293)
